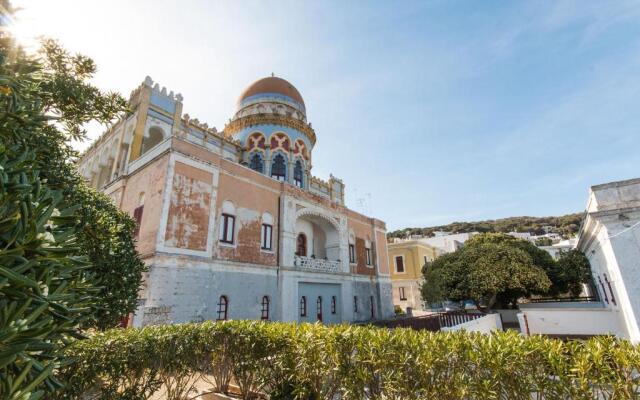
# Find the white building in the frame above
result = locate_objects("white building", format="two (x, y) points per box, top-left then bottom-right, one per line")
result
(519, 177), (640, 342)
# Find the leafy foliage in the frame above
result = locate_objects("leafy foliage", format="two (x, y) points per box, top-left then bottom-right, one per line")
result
(422, 234), (552, 309)
(53, 321), (640, 400)
(555, 249), (592, 297)
(389, 213), (584, 239)
(0, 14), (145, 399)
(422, 234), (593, 308)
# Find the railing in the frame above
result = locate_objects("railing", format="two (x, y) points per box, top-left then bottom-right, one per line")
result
(293, 255), (341, 273)
(368, 311), (486, 332)
(527, 296), (597, 304)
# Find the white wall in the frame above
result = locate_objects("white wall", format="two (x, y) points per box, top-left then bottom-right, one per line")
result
(518, 308), (626, 337)
(441, 313), (502, 334)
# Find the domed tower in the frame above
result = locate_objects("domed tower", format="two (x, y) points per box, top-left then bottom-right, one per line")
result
(224, 76), (315, 189)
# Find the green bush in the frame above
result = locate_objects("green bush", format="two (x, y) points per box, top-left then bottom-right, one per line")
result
(52, 321), (640, 400)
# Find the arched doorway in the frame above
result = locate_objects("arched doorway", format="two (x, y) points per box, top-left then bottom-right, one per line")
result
(296, 233), (307, 257)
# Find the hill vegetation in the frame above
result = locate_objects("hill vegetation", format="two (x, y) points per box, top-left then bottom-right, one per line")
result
(388, 213), (583, 239)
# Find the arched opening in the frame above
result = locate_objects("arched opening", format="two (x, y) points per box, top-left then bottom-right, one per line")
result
(261, 296), (270, 320)
(294, 213), (341, 262)
(316, 296), (323, 322)
(141, 126), (164, 155)
(249, 153), (264, 173)
(217, 295), (228, 321)
(294, 159), (304, 188)
(296, 233), (307, 257)
(299, 296), (307, 317)
(271, 153), (287, 181)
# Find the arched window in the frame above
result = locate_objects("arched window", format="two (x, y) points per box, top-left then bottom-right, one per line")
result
(271, 154), (286, 181)
(316, 296), (323, 322)
(300, 296), (307, 317)
(217, 295), (228, 321)
(249, 153), (264, 173)
(296, 233), (307, 257)
(261, 296), (270, 320)
(294, 160), (303, 188)
(141, 126), (164, 155)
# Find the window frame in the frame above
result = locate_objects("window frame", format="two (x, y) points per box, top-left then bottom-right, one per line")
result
(395, 255), (405, 273)
(261, 223), (273, 251)
(133, 205), (144, 238)
(349, 244), (356, 264)
(261, 296), (270, 320)
(300, 296), (307, 317)
(249, 153), (264, 173)
(219, 213), (236, 244)
(293, 159), (304, 188)
(316, 296), (323, 322)
(365, 247), (372, 266)
(270, 153), (287, 182)
(217, 295), (228, 321)
(399, 287), (407, 301)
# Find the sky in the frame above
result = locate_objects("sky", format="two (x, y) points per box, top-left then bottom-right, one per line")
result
(10, 0), (640, 231)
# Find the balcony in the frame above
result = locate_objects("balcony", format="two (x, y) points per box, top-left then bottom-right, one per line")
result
(293, 255), (341, 273)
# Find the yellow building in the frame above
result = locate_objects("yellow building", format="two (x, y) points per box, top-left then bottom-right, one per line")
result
(388, 240), (439, 312)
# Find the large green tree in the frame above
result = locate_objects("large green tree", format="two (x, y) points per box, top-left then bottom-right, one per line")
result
(1, 8), (145, 398)
(422, 233), (593, 309)
(422, 234), (552, 309)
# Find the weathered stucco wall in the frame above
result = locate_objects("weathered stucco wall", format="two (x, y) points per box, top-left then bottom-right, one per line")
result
(121, 154), (170, 255)
(164, 162), (213, 251)
(215, 170), (279, 266)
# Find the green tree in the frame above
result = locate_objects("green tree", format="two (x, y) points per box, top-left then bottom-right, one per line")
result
(422, 234), (552, 309)
(1, 10), (145, 398)
(555, 249), (592, 297)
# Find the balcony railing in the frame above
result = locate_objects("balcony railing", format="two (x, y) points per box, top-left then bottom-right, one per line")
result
(293, 255), (341, 273)
(368, 311), (487, 332)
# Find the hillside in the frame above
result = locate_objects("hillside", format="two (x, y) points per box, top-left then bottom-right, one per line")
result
(387, 213), (583, 239)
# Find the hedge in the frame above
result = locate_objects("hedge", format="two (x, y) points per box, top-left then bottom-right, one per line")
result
(51, 321), (639, 400)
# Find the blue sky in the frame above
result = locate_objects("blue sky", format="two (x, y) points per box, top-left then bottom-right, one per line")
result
(14, 1), (640, 230)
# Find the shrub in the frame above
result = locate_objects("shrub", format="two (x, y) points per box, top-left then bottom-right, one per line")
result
(52, 321), (640, 399)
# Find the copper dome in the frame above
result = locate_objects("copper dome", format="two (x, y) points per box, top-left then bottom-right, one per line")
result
(237, 76), (305, 109)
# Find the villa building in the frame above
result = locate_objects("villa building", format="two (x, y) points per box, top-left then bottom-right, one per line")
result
(387, 239), (440, 312)
(77, 76), (394, 326)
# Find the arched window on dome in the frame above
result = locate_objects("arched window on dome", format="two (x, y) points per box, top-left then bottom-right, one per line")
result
(294, 159), (304, 188)
(271, 154), (287, 182)
(249, 153), (264, 173)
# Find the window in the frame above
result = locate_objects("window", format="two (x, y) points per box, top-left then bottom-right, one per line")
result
(249, 153), (264, 173)
(133, 205), (144, 238)
(217, 295), (228, 321)
(271, 154), (286, 181)
(261, 296), (270, 320)
(331, 296), (337, 314)
(296, 233), (307, 257)
(370, 296), (375, 319)
(219, 213), (235, 244)
(598, 276), (609, 304)
(300, 296), (307, 317)
(349, 244), (356, 263)
(604, 274), (616, 306)
(395, 256), (405, 273)
(294, 160), (303, 188)
(399, 287), (407, 301)
(353, 296), (358, 313)
(261, 224), (273, 250)
(365, 248), (372, 266)
(316, 296), (323, 322)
